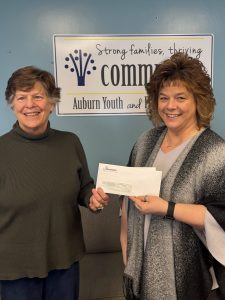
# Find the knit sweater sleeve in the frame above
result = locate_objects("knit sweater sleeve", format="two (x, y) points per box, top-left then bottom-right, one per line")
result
(73, 134), (94, 208)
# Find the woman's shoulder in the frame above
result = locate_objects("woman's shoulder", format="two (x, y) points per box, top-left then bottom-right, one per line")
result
(51, 128), (80, 140)
(206, 128), (225, 140)
(200, 128), (225, 149)
(50, 128), (84, 148)
(135, 126), (166, 146)
(128, 126), (165, 165)
(190, 128), (225, 167)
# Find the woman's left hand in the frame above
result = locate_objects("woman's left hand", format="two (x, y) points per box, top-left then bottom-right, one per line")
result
(89, 187), (109, 212)
(129, 195), (168, 216)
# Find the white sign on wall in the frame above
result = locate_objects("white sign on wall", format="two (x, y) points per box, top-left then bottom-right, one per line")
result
(53, 34), (213, 116)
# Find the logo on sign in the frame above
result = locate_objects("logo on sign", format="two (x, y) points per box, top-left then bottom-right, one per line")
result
(64, 49), (97, 86)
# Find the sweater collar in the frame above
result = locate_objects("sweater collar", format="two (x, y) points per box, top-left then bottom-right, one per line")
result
(13, 121), (51, 140)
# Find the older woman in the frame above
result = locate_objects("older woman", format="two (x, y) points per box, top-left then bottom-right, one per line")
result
(120, 53), (225, 299)
(0, 66), (108, 300)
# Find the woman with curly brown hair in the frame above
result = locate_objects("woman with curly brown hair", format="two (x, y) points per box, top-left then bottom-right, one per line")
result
(121, 53), (225, 300)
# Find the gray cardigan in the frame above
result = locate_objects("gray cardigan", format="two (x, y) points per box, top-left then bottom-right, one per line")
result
(124, 126), (225, 300)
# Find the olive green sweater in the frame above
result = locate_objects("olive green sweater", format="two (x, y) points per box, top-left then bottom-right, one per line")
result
(0, 122), (94, 280)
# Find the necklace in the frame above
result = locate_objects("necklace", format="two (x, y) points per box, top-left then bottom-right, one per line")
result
(165, 140), (181, 149)
(164, 134), (183, 149)
(163, 128), (201, 150)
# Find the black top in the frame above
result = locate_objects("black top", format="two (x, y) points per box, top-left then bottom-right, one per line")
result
(0, 122), (94, 279)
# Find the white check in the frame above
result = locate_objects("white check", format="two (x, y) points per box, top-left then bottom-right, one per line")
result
(96, 163), (162, 196)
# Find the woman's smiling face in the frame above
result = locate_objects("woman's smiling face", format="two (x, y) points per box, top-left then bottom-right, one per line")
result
(158, 82), (198, 134)
(11, 81), (54, 135)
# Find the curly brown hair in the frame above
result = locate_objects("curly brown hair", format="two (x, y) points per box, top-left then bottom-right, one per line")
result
(145, 52), (215, 128)
(5, 66), (61, 105)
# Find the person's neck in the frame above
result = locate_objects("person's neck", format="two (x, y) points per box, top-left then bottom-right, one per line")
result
(14, 121), (50, 140)
(163, 126), (202, 151)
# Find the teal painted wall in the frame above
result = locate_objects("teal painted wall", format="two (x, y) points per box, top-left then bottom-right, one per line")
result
(1, 0), (225, 178)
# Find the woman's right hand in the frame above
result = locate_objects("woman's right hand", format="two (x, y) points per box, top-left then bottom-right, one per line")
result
(89, 187), (109, 212)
